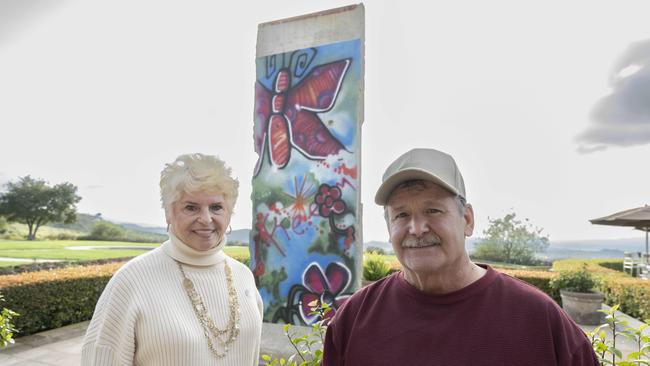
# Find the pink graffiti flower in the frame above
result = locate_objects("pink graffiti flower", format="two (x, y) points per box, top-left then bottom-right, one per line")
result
(314, 184), (346, 218)
(299, 262), (351, 324)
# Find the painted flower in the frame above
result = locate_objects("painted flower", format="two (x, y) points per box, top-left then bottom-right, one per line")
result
(314, 184), (346, 218)
(299, 262), (351, 324)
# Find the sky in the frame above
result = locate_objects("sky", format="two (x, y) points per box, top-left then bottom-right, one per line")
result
(1, 0), (649, 244)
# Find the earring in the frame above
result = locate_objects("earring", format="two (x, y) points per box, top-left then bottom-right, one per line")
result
(227, 225), (232, 235)
(166, 224), (170, 232)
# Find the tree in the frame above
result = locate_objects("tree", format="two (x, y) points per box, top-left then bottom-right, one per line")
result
(0, 176), (81, 240)
(473, 212), (549, 265)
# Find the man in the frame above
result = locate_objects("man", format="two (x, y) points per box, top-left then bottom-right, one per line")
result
(322, 148), (598, 365)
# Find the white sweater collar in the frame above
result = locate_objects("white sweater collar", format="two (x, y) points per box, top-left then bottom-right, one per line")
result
(162, 230), (227, 266)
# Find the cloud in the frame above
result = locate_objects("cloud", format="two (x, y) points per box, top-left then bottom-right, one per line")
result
(576, 39), (650, 152)
(0, 0), (67, 47)
(576, 144), (607, 154)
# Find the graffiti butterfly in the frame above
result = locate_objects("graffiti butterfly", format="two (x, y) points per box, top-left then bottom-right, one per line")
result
(254, 58), (352, 176)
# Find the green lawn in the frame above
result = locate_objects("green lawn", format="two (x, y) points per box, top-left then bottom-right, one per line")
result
(0, 240), (160, 262)
(223, 246), (250, 257)
(0, 240), (251, 265)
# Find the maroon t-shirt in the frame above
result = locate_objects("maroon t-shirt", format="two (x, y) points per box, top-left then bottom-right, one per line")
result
(323, 266), (599, 366)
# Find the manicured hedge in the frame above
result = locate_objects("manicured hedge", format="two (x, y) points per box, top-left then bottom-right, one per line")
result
(3, 277), (112, 336)
(0, 254), (253, 337)
(499, 269), (561, 303)
(599, 276), (650, 320)
(0, 262), (126, 337)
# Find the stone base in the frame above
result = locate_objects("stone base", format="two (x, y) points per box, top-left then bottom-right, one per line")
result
(560, 290), (605, 325)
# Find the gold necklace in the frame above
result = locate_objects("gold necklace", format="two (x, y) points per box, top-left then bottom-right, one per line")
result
(177, 261), (241, 358)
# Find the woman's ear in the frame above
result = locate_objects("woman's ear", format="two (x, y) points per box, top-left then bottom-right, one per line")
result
(164, 206), (172, 225)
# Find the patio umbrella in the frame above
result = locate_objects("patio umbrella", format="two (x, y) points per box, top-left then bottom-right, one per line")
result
(590, 205), (650, 257)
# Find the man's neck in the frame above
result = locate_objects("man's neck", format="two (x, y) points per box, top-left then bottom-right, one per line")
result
(402, 259), (487, 295)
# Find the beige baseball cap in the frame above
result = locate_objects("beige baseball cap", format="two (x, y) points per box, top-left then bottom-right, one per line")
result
(374, 148), (466, 205)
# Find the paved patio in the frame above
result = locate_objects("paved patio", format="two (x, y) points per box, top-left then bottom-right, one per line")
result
(0, 320), (308, 365)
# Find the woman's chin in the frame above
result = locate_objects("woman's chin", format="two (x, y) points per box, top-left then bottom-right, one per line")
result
(187, 238), (219, 251)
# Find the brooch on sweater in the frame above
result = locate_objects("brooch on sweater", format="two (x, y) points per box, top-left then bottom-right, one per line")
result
(177, 261), (241, 358)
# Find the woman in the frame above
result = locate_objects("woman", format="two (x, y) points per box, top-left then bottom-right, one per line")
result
(82, 153), (263, 365)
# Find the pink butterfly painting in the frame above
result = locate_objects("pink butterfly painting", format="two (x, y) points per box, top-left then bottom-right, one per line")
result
(254, 59), (351, 176)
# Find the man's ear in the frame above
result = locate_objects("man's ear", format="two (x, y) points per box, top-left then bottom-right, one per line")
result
(464, 204), (474, 237)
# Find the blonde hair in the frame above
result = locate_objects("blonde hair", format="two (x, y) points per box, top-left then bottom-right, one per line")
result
(160, 153), (239, 216)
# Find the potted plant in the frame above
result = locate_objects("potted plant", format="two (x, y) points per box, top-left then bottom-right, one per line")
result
(550, 264), (604, 325)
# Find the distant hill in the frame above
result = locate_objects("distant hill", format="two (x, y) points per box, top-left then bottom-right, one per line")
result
(55, 215), (250, 245)
(227, 229), (250, 245)
(48, 213), (101, 233)
(549, 237), (646, 252)
(362, 236), (643, 260)
(45, 213), (168, 242)
(119, 222), (167, 236)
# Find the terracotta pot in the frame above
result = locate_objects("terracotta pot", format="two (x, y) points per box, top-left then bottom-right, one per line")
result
(559, 289), (604, 325)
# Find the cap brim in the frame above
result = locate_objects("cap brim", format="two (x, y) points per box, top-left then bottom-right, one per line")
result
(374, 168), (461, 205)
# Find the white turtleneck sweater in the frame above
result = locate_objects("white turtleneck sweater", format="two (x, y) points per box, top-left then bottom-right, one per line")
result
(81, 233), (263, 366)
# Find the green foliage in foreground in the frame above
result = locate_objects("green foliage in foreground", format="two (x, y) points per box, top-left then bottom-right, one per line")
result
(0, 293), (19, 347)
(587, 305), (650, 365)
(262, 301), (330, 366)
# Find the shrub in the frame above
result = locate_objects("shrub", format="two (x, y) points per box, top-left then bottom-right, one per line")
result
(80, 221), (127, 241)
(46, 232), (81, 240)
(363, 253), (391, 281)
(364, 246), (386, 255)
(550, 264), (599, 293)
(0, 262), (125, 336)
(78, 221), (166, 243)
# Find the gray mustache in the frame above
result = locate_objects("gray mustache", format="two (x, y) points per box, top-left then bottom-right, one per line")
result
(402, 235), (441, 248)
